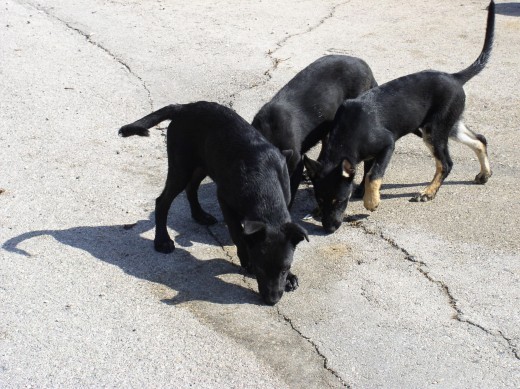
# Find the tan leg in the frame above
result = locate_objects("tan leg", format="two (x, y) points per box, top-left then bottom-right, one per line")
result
(451, 121), (491, 184)
(411, 134), (445, 202)
(419, 158), (444, 201)
(363, 178), (382, 211)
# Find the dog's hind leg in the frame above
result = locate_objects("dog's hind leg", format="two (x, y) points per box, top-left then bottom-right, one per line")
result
(185, 167), (218, 225)
(450, 121), (491, 184)
(412, 133), (453, 202)
(154, 167), (191, 253)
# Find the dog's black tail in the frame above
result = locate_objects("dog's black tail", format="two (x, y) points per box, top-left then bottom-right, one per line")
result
(118, 104), (181, 137)
(453, 1), (495, 84)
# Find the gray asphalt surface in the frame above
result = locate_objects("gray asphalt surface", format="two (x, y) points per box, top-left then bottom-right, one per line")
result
(1, 0), (519, 387)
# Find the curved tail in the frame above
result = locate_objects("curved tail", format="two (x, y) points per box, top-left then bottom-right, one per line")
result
(453, 1), (495, 84)
(118, 104), (180, 137)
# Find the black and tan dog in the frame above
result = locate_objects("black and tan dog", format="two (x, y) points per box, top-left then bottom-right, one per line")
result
(252, 55), (378, 205)
(119, 102), (308, 305)
(304, 1), (495, 233)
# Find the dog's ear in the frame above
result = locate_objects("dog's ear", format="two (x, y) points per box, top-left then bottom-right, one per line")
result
(242, 220), (267, 246)
(282, 223), (309, 246)
(342, 159), (356, 179)
(303, 155), (323, 180)
(242, 220), (266, 235)
(281, 149), (293, 164)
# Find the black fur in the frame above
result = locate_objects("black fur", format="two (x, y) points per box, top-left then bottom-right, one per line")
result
(305, 1), (495, 233)
(119, 102), (308, 305)
(252, 55), (378, 205)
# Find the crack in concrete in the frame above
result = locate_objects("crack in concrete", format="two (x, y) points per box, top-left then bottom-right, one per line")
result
(227, 0), (350, 109)
(207, 226), (353, 382)
(498, 331), (520, 360)
(348, 220), (520, 361)
(277, 307), (351, 388)
(19, 0), (154, 111)
(264, 0), (350, 77)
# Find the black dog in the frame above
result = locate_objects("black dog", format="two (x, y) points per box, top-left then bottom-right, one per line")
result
(304, 1), (495, 233)
(119, 102), (308, 305)
(252, 55), (378, 205)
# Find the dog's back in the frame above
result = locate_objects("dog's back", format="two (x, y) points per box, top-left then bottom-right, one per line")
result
(166, 102), (292, 221)
(252, 55), (377, 154)
(268, 55), (377, 116)
(355, 71), (465, 139)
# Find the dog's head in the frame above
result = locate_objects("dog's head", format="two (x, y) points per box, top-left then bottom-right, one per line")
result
(303, 156), (355, 233)
(242, 220), (308, 305)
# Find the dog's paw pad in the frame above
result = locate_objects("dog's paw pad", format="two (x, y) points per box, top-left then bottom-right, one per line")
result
(363, 200), (380, 212)
(410, 193), (433, 202)
(285, 273), (299, 292)
(193, 211), (218, 225)
(474, 172), (491, 185)
(154, 239), (175, 253)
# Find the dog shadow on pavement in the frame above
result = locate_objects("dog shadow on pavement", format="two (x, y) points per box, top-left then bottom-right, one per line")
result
(379, 179), (475, 200)
(2, 209), (262, 306)
(495, 3), (520, 17)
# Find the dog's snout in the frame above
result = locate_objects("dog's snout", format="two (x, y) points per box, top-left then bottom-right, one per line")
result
(323, 220), (341, 233)
(261, 290), (283, 306)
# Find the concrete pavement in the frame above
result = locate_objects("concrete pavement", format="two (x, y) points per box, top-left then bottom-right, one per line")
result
(1, 0), (519, 387)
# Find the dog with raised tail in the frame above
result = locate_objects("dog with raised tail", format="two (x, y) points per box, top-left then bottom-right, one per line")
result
(119, 102), (308, 305)
(304, 1), (495, 233)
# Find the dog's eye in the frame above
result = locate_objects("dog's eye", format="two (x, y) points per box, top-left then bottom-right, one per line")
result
(317, 197), (324, 205)
(331, 198), (338, 205)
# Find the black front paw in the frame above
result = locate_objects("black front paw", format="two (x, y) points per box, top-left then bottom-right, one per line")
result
(154, 239), (175, 253)
(285, 272), (299, 292)
(352, 183), (365, 199)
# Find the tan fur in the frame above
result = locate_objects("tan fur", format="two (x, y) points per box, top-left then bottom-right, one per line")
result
(364, 178), (382, 211)
(421, 158), (443, 199)
(342, 159), (354, 178)
(451, 122), (491, 182)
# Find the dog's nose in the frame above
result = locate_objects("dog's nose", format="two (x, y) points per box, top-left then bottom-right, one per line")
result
(262, 291), (282, 306)
(323, 221), (340, 234)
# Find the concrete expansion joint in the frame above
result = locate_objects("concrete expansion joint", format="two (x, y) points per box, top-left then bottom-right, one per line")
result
(226, 0), (350, 109)
(350, 220), (520, 361)
(276, 307), (351, 388)
(18, 0), (154, 111)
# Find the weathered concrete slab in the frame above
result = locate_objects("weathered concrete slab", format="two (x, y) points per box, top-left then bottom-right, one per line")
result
(2, 0), (519, 387)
